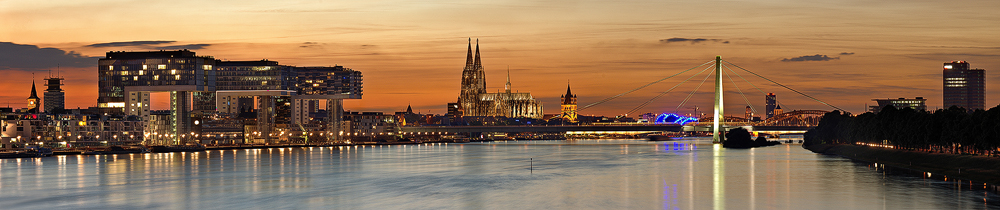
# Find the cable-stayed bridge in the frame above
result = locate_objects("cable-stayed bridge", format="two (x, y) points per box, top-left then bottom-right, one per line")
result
(402, 56), (841, 142)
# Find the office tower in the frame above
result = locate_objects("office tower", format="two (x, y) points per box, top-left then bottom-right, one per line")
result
(765, 93), (776, 119)
(43, 76), (65, 113)
(943, 61), (985, 111)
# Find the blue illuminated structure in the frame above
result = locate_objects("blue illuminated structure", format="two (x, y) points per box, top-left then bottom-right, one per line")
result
(655, 113), (697, 125)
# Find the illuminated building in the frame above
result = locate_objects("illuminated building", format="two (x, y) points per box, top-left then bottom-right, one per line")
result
(2, 113), (143, 147)
(869, 97), (927, 113)
(943, 61), (985, 111)
(457, 39), (543, 119)
(98, 50), (363, 145)
(765, 93), (776, 119)
(98, 50), (216, 143)
(447, 102), (462, 121)
(343, 112), (395, 136)
(144, 110), (173, 145)
(26, 80), (40, 113)
(744, 105), (752, 121)
(561, 83), (577, 122)
(43, 75), (65, 113)
(773, 104), (783, 116)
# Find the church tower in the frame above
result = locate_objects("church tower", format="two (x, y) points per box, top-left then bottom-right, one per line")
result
(26, 79), (40, 113)
(459, 39), (487, 116)
(560, 83), (577, 122)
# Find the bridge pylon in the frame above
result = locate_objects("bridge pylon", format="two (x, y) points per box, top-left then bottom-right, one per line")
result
(712, 56), (725, 143)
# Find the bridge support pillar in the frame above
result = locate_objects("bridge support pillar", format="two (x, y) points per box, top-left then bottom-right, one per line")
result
(712, 56), (725, 143)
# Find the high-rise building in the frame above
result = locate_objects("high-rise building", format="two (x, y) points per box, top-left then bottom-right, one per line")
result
(447, 102), (462, 121)
(943, 61), (986, 111)
(98, 50), (216, 117)
(26, 80), (40, 113)
(456, 39), (543, 119)
(869, 97), (927, 113)
(561, 83), (577, 122)
(744, 105), (752, 121)
(43, 76), (65, 113)
(765, 93), (776, 119)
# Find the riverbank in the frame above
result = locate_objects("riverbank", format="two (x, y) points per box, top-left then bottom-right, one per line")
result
(805, 144), (1000, 185)
(0, 139), (479, 158)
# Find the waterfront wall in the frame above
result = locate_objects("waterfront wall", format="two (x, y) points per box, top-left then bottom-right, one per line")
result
(805, 144), (1000, 185)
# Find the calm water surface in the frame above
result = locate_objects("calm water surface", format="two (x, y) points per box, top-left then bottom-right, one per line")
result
(2, 139), (998, 209)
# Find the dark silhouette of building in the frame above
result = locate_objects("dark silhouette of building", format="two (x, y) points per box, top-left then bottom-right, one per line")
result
(765, 93), (776, 119)
(869, 97), (927, 113)
(943, 61), (985, 111)
(447, 102), (461, 122)
(43, 75), (65, 113)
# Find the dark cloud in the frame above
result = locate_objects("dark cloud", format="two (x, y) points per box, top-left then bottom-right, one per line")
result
(0, 42), (99, 69)
(303, 42), (318, 44)
(840, 52), (855, 55)
(781, 54), (839, 62)
(154, 44), (211, 50)
(659, 38), (729, 44)
(85, 41), (175, 48)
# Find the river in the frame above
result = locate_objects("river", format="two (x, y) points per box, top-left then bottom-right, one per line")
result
(1, 138), (998, 209)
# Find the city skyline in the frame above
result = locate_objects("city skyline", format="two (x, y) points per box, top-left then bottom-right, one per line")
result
(2, 0), (999, 116)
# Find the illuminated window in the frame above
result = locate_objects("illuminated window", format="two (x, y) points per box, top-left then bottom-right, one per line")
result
(139, 70), (144, 75)
(133, 76), (138, 80)
(203, 65), (212, 70)
(158, 64), (166, 70)
(143, 65), (148, 70)
(154, 75), (159, 80)
(175, 75), (180, 80)
(171, 70), (176, 74)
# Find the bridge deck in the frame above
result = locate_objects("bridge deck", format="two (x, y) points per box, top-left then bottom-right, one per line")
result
(399, 125), (812, 133)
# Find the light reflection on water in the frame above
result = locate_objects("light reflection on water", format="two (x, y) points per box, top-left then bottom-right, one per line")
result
(1, 138), (998, 209)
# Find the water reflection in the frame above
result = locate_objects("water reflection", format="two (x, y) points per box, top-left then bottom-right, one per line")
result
(1, 139), (998, 209)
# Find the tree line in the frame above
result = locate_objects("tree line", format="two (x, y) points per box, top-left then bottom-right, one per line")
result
(804, 105), (1000, 156)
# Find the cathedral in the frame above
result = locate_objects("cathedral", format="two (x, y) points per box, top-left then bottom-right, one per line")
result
(458, 39), (543, 119)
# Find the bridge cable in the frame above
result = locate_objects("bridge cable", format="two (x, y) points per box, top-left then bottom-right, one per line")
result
(723, 64), (794, 111)
(625, 63), (716, 115)
(721, 63), (758, 115)
(579, 60), (714, 111)
(672, 64), (717, 114)
(723, 60), (845, 111)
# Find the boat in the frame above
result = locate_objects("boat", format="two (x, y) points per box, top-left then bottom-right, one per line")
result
(646, 135), (677, 141)
(0, 147), (53, 158)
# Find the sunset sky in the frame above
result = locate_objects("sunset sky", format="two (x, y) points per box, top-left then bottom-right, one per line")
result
(2, 0), (999, 117)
